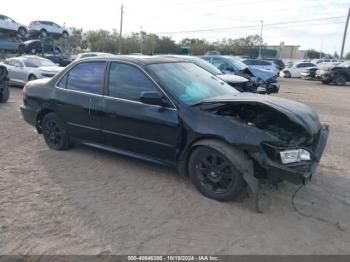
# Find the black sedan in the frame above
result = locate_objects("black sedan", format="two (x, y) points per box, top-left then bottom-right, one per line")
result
(19, 39), (61, 55)
(319, 61), (350, 86)
(20, 56), (329, 210)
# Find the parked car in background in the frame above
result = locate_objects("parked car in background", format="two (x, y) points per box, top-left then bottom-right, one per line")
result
(319, 61), (350, 86)
(301, 63), (338, 80)
(163, 55), (265, 93)
(264, 58), (285, 70)
(43, 54), (72, 67)
(241, 59), (280, 76)
(0, 14), (27, 37)
(20, 56), (329, 210)
(0, 65), (9, 103)
(4, 56), (63, 85)
(19, 39), (61, 54)
(279, 62), (317, 78)
(28, 21), (69, 38)
(312, 59), (341, 65)
(0, 35), (21, 53)
(202, 55), (280, 93)
(72, 52), (114, 61)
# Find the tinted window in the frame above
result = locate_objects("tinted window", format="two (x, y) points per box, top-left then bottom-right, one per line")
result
(66, 62), (106, 94)
(108, 62), (159, 101)
(296, 63), (307, 68)
(212, 58), (230, 71)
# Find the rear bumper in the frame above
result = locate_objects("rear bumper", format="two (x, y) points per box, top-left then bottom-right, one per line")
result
(252, 125), (329, 185)
(20, 104), (37, 127)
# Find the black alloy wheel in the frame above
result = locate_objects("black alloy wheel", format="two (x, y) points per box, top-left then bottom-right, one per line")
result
(334, 74), (346, 86)
(42, 113), (69, 150)
(189, 146), (245, 201)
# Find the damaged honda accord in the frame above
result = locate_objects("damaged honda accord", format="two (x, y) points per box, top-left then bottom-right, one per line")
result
(20, 56), (329, 211)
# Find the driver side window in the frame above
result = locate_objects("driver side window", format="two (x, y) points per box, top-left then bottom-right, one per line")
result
(212, 58), (229, 71)
(108, 62), (162, 103)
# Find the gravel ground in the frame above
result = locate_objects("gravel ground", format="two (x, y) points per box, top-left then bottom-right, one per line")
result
(0, 78), (350, 255)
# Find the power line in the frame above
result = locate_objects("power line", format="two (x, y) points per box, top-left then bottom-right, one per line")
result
(155, 16), (346, 35)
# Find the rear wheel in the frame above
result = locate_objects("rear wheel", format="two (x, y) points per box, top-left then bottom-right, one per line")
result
(284, 71), (291, 78)
(334, 74), (346, 86)
(0, 86), (10, 103)
(42, 113), (70, 150)
(188, 142), (248, 201)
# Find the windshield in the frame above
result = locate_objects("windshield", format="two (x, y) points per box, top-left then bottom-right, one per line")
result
(225, 57), (248, 71)
(23, 57), (56, 68)
(191, 57), (222, 75)
(148, 62), (238, 105)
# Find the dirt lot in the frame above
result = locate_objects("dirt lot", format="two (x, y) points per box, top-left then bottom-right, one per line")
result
(0, 78), (350, 255)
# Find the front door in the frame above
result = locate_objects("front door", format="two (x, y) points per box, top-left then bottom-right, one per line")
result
(54, 61), (106, 143)
(101, 62), (179, 163)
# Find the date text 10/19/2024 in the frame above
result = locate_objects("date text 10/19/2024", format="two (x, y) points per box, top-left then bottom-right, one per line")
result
(127, 255), (219, 261)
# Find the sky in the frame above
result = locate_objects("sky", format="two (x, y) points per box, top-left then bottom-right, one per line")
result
(2, 0), (350, 54)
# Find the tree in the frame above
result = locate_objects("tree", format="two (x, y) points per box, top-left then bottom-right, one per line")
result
(333, 51), (339, 59)
(344, 52), (350, 60)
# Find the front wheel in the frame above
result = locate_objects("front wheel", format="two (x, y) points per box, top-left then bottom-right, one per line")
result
(42, 113), (70, 150)
(62, 31), (69, 38)
(18, 27), (27, 37)
(188, 143), (247, 201)
(334, 74), (346, 86)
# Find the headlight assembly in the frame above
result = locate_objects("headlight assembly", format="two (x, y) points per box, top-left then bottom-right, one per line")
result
(280, 149), (311, 164)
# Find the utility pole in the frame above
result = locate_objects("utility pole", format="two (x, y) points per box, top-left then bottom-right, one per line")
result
(140, 26), (143, 55)
(340, 6), (350, 59)
(119, 4), (124, 55)
(320, 39), (323, 59)
(258, 20), (263, 59)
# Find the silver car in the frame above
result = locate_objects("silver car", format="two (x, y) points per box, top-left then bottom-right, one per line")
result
(4, 56), (63, 85)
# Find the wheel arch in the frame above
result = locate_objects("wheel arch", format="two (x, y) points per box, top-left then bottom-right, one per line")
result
(36, 108), (54, 133)
(179, 136), (251, 177)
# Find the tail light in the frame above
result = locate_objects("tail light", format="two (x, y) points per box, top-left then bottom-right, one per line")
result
(22, 85), (27, 102)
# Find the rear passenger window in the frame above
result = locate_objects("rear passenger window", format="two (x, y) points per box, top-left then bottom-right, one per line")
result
(108, 62), (159, 101)
(66, 62), (106, 95)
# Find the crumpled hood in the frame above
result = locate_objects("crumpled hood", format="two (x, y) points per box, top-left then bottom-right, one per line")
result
(247, 66), (276, 82)
(217, 74), (248, 83)
(202, 93), (321, 136)
(39, 66), (63, 73)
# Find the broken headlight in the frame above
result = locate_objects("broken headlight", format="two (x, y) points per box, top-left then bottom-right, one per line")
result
(280, 149), (311, 164)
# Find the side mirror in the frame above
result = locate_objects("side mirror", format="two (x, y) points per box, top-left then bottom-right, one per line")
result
(139, 91), (170, 107)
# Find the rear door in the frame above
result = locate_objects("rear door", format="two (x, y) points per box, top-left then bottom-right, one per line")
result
(54, 61), (106, 143)
(101, 61), (179, 163)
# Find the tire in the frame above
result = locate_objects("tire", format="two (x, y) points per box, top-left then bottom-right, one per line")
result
(62, 31), (69, 38)
(28, 75), (37, 82)
(42, 113), (70, 150)
(334, 74), (346, 86)
(0, 86), (10, 103)
(321, 79), (331, 85)
(18, 27), (27, 37)
(188, 140), (251, 201)
(284, 71), (291, 78)
(40, 29), (47, 38)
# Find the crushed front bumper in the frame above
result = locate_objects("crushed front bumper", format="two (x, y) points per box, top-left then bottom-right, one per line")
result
(251, 125), (329, 185)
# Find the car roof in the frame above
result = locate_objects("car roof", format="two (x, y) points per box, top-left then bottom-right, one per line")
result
(77, 55), (189, 66)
